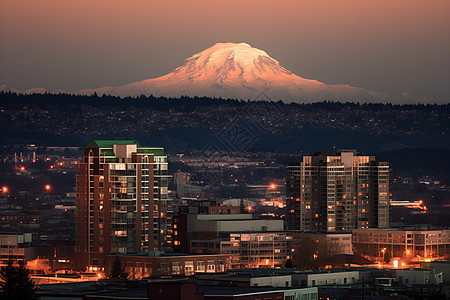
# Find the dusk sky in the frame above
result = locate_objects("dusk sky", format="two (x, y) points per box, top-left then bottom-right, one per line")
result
(1, 0), (449, 99)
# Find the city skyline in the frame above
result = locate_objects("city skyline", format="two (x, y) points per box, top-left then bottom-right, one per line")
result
(0, 0), (449, 298)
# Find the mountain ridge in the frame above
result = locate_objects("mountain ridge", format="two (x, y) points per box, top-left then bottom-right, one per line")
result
(2, 43), (448, 104)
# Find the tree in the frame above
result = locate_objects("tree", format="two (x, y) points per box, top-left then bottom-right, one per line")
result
(108, 257), (128, 280)
(285, 259), (293, 268)
(0, 260), (37, 300)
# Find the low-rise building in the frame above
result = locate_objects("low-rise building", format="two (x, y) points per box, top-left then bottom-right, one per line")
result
(292, 270), (360, 287)
(0, 232), (38, 266)
(352, 227), (450, 262)
(291, 232), (353, 255)
(197, 268), (293, 287)
(191, 232), (294, 268)
(395, 268), (443, 285)
(421, 260), (450, 284)
(151, 280), (318, 300)
(174, 210), (284, 254)
(105, 253), (232, 279)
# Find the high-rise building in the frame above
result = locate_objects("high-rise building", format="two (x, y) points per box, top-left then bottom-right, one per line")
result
(75, 140), (172, 269)
(286, 149), (390, 232)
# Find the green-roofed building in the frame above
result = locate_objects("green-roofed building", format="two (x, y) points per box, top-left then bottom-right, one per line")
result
(75, 140), (172, 270)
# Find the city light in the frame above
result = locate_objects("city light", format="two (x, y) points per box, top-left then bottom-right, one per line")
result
(270, 183), (276, 190)
(45, 184), (51, 191)
(2, 186), (8, 193)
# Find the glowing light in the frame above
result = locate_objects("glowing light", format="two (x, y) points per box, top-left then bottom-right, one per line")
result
(393, 260), (399, 268)
(270, 183), (276, 190)
(247, 206), (252, 212)
(45, 184), (51, 191)
(20, 166), (25, 171)
(265, 259), (269, 265)
(2, 186), (8, 193)
(50, 165), (54, 169)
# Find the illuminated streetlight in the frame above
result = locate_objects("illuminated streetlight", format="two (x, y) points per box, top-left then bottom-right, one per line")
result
(2, 186), (8, 194)
(45, 184), (51, 191)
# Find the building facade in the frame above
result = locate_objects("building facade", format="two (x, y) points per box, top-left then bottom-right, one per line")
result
(75, 140), (172, 269)
(353, 228), (450, 262)
(291, 232), (353, 256)
(191, 232), (294, 269)
(106, 253), (231, 279)
(286, 149), (390, 231)
(0, 233), (37, 266)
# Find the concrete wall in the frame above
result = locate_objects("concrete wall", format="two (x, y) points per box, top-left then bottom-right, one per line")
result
(249, 275), (291, 287)
(283, 287), (318, 300)
(292, 271), (359, 287)
(191, 217), (283, 233)
(396, 269), (439, 285)
(421, 261), (450, 284)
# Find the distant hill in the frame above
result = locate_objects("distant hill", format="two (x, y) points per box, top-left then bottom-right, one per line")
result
(1, 92), (448, 156)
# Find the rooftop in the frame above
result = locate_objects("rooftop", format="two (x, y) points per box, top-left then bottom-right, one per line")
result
(86, 140), (141, 148)
(85, 140), (165, 156)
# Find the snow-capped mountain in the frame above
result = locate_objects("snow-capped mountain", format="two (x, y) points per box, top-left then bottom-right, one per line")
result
(2, 43), (444, 103)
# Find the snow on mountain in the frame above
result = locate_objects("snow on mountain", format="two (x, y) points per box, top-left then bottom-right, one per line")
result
(77, 42), (375, 102)
(2, 43), (445, 103)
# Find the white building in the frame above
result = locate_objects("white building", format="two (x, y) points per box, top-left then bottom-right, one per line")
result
(396, 268), (443, 285)
(292, 270), (359, 287)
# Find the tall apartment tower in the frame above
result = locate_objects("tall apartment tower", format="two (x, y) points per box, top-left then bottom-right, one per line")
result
(75, 140), (172, 269)
(286, 149), (390, 232)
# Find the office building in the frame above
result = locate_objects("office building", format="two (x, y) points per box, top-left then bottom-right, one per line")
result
(75, 140), (172, 269)
(286, 149), (390, 231)
(190, 232), (294, 269)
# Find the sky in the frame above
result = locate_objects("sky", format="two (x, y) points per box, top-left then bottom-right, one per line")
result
(1, 0), (449, 99)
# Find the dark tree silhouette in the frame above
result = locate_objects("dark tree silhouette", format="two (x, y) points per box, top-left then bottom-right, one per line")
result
(285, 259), (293, 268)
(0, 260), (37, 300)
(108, 257), (128, 280)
